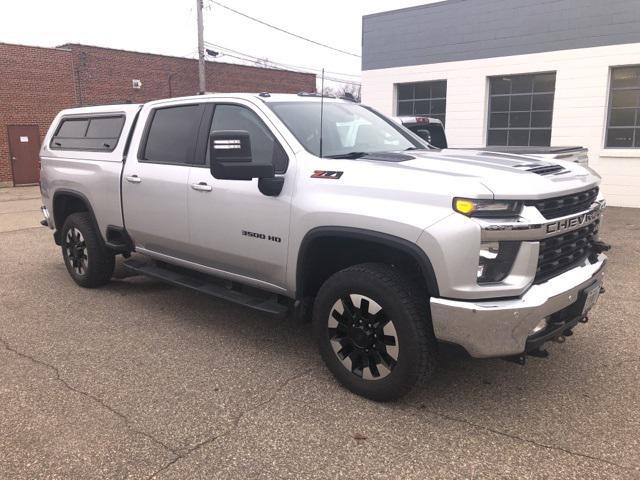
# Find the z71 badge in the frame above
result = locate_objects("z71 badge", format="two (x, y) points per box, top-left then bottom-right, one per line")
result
(311, 170), (343, 179)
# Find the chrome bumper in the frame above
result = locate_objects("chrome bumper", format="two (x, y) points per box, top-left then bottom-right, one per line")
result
(430, 254), (607, 358)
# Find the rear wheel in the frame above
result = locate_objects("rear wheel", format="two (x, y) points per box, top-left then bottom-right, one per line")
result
(313, 263), (436, 401)
(61, 212), (115, 288)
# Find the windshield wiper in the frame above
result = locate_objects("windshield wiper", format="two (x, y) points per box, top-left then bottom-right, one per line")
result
(325, 151), (370, 159)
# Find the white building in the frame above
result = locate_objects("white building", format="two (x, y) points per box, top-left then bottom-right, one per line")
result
(361, 0), (640, 207)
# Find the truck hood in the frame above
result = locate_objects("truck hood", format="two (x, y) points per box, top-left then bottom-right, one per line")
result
(364, 148), (600, 199)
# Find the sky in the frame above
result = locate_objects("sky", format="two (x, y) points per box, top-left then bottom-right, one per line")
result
(0, 0), (438, 90)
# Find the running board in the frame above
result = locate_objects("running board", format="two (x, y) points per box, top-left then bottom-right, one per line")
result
(123, 259), (289, 316)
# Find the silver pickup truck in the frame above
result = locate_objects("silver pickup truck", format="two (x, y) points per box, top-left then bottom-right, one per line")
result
(40, 93), (609, 400)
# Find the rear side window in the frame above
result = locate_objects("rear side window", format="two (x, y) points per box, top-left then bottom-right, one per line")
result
(51, 116), (125, 151)
(142, 105), (204, 165)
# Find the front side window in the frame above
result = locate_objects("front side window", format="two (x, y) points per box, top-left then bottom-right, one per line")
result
(51, 115), (124, 151)
(396, 81), (447, 125)
(267, 101), (419, 158)
(209, 104), (288, 173)
(606, 66), (640, 148)
(487, 72), (556, 147)
(143, 105), (203, 164)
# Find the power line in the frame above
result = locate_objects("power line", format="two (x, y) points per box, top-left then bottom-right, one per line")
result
(205, 41), (360, 79)
(205, 42), (361, 85)
(208, 0), (361, 58)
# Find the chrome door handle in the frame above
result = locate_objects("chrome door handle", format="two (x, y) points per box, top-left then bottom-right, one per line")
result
(191, 182), (212, 192)
(126, 175), (142, 184)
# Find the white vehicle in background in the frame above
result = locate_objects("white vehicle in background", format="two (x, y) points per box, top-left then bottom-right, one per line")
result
(395, 115), (589, 166)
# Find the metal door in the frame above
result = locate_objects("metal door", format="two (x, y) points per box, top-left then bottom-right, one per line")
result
(7, 125), (41, 185)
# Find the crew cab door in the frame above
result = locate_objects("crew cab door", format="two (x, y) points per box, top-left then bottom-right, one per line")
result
(187, 101), (293, 290)
(122, 103), (206, 257)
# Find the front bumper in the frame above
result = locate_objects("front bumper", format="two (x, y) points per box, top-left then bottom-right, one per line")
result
(430, 253), (607, 358)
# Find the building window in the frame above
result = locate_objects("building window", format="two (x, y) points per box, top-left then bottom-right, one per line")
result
(396, 81), (447, 124)
(606, 66), (640, 148)
(487, 72), (556, 147)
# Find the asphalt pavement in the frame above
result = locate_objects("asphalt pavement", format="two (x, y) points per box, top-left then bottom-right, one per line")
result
(0, 186), (638, 479)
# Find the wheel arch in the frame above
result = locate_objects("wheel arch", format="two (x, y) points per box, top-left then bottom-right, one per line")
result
(52, 190), (104, 246)
(296, 227), (440, 300)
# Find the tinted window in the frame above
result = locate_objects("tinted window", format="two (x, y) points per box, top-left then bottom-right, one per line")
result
(57, 119), (89, 137)
(51, 115), (124, 152)
(86, 117), (125, 138)
(606, 66), (640, 148)
(210, 104), (288, 173)
(144, 105), (202, 164)
(487, 72), (555, 147)
(396, 80), (447, 125)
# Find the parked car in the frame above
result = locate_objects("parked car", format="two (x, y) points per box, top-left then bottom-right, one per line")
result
(393, 116), (448, 148)
(395, 115), (589, 165)
(40, 93), (609, 401)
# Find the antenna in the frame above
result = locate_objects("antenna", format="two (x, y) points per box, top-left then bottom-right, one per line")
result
(319, 68), (325, 158)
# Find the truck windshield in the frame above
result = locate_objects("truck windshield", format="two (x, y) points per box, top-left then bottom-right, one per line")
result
(267, 101), (420, 158)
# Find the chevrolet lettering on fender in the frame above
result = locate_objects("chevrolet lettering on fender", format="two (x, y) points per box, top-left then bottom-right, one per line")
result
(39, 93), (610, 401)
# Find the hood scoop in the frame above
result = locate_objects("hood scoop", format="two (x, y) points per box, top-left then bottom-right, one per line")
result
(513, 162), (567, 176)
(362, 152), (416, 162)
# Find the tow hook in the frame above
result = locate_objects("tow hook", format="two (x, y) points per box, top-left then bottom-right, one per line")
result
(552, 335), (566, 344)
(592, 240), (611, 254)
(579, 316), (589, 324)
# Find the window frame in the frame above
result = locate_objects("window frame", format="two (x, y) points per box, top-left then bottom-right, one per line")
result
(138, 103), (206, 166)
(605, 65), (640, 150)
(49, 113), (126, 152)
(486, 71), (556, 147)
(395, 80), (447, 125)
(199, 102), (290, 174)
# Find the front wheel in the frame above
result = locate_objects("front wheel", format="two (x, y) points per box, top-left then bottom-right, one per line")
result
(61, 212), (115, 288)
(313, 263), (437, 401)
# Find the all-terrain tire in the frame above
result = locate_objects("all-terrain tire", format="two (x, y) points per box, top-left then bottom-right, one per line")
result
(61, 212), (115, 288)
(312, 263), (437, 401)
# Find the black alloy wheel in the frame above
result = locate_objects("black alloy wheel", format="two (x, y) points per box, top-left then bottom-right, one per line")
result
(64, 227), (89, 276)
(328, 294), (399, 380)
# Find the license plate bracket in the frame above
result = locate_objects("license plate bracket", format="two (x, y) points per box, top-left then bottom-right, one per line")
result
(579, 281), (601, 316)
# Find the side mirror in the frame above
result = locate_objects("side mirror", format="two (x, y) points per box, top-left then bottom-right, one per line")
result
(210, 130), (274, 180)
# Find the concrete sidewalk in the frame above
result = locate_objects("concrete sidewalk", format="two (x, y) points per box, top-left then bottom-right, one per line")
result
(0, 186), (42, 233)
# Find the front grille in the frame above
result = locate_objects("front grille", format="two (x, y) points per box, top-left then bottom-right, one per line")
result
(535, 220), (599, 284)
(526, 187), (599, 219)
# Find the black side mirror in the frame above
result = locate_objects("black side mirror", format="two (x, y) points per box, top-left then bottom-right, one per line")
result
(415, 128), (432, 144)
(210, 130), (274, 180)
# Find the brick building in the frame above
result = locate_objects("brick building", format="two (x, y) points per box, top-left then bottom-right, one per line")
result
(0, 42), (316, 186)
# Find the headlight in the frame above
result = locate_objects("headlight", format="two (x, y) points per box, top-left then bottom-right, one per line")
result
(453, 198), (522, 217)
(477, 241), (520, 283)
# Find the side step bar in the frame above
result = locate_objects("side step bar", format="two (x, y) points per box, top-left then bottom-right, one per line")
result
(123, 259), (290, 317)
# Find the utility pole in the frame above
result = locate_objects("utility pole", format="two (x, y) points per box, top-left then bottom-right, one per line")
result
(196, 0), (206, 94)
